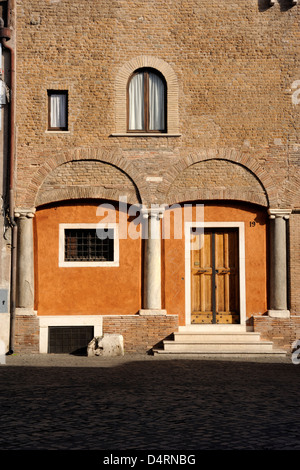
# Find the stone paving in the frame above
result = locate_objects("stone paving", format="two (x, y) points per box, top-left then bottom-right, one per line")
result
(0, 353), (299, 451)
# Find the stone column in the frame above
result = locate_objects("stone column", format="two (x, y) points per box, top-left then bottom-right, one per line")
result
(15, 209), (35, 312)
(268, 208), (291, 318)
(139, 205), (166, 315)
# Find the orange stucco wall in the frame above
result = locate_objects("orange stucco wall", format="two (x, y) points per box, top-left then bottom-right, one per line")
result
(35, 200), (268, 323)
(34, 201), (142, 315)
(163, 202), (268, 326)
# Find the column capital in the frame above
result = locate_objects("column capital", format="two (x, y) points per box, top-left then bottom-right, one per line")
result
(268, 208), (292, 220)
(15, 208), (36, 219)
(141, 205), (165, 220)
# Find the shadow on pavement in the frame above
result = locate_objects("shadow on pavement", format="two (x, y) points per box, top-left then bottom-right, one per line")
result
(0, 356), (299, 451)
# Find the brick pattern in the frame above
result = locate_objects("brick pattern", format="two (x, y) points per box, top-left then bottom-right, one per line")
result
(12, 0), (300, 351)
(167, 159), (268, 206)
(15, 0), (300, 211)
(103, 315), (179, 353)
(253, 316), (300, 351)
(19, 146), (281, 209)
(14, 315), (40, 354)
(36, 159), (140, 206)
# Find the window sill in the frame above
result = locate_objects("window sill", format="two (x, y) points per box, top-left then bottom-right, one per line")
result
(110, 133), (181, 137)
(45, 130), (70, 134)
(59, 261), (119, 268)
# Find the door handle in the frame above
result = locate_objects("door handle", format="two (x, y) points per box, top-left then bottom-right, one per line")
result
(215, 269), (230, 274)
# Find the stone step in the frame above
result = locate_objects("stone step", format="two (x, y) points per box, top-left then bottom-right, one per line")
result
(178, 325), (249, 332)
(162, 340), (275, 353)
(173, 331), (262, 343)
(152, 326), (287, 356)
(153, 349), (287, 356)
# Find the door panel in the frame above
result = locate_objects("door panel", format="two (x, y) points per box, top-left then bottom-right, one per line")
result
(191, 228), (240, 324)
(191, 231), (212, 321)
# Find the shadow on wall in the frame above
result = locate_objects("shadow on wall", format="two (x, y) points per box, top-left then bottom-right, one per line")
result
(258, 0), (297, 11)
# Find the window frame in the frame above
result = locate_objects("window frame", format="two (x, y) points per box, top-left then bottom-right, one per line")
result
(47, 90), (68, 131)
(59, 223), (119, 267)
(127, 68), (167, 134)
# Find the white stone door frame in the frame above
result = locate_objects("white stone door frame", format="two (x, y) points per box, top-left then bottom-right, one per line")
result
(184, 221), (246, 327)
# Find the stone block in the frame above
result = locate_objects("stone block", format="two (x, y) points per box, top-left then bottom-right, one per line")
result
(268, 310), (290, 318)
(87, 334), (124, 357)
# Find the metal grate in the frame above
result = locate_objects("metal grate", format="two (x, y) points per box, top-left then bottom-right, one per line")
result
(48, 326), (94, 354)
(64, 228), (114, 262)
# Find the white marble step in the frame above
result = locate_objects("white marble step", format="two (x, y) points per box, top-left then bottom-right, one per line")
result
(153, 325), (287, 356)
(153, 349), (287, 356)
(173, 331), (262, 343)
(162, 340), (275, 353)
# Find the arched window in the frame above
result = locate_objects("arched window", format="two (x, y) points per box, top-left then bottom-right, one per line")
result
(127, 68), (167, 133)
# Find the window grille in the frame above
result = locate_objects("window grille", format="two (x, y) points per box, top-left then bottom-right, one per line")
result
(64, 228), (114, 262)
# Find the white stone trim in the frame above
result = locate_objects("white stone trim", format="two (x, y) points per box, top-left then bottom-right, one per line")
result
(111, 133), (181, 137)
(58, 223), (119, 267)
(268, 208), (292, 220)
(138, 309), (167, 315)
(39, 315), (103, 353)
(184, 222), (246, 327)
(268, 310), (290, 318)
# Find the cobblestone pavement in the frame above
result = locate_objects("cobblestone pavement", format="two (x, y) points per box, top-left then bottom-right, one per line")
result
(0, 353), (299, 452)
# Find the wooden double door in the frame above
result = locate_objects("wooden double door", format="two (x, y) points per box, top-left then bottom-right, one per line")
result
(191, 228), (240, 324)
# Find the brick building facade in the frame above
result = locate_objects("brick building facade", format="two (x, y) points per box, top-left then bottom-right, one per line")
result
(0, 0), (300, 355)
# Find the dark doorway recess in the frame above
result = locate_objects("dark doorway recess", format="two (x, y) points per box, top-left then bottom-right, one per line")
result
(48, 326), (94, 355)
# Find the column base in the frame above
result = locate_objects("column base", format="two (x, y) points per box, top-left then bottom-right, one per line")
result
(268, 309), (290, 318)
(138, 309), (167, 316)
(15, 308), (37, 316)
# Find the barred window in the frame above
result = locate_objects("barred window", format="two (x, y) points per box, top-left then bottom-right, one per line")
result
(65, 228), (114, 262)
(59, 224), (119, 267)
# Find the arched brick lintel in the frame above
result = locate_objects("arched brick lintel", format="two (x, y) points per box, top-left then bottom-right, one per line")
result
(162, 149), (279, 208)
(115, 55), (179, 134)
(21, 148), (145, 209)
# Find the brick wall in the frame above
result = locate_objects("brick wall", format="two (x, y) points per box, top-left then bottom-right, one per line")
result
(167, 159), (268, 206)
(14, 315), (40, 354)
(12, 0), (300, 352)
(14, 0), (300, 210)
(36, 159), (140, 206)
(103, 315), (179, 353)
(253, 316), (300, 351)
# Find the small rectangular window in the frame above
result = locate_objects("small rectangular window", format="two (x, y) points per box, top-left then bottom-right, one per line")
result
(59, 224), (119, 267)
(65, 228), (114, 262)
(48, 90), (68, 130)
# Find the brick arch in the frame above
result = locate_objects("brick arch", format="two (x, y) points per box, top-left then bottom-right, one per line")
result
(161, 149), (277, 207)
(115, 55), (179, 134)
(21, 148), (145, 209)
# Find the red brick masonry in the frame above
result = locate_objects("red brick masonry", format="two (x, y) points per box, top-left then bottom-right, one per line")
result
(103, 315), (179, 353)
(14, 315), (40, 354)
(253, 315), (300, 351)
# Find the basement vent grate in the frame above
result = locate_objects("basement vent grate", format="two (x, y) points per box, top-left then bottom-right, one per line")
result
(48, 326), (94, 355)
